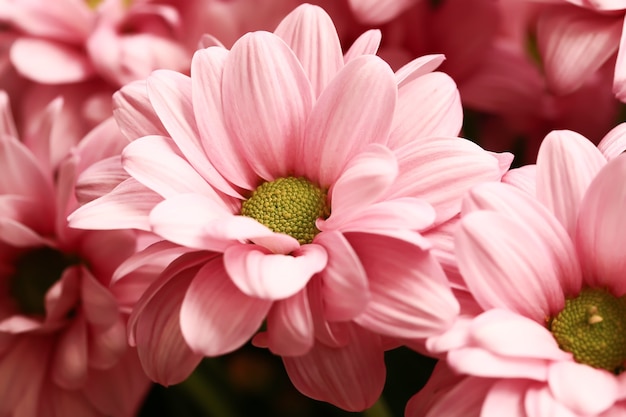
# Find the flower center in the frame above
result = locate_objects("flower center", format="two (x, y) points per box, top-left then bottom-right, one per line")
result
(241, 177), (330, 245)
(549, 288), (626, 373)
(9, 247), (80, 316)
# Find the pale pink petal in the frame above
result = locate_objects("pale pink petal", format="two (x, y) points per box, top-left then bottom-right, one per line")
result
(52, 315), (88, 389)
(395, 54), (446, 87)
(283, 324), (385, 412)
(389, 137), (502, 223)
(134, 266), (203, 385)
(180, 257), (272, 356)
(0, 91), (18, 138)
(222, 31), (314, 181)
(68, 177), (162, 231)
(191, 46), (257, 190)
(343, 29), (381, 63)
(122, 135), (220, 199)
(598, 122), (626, 159)
(0, 218), (50, 247)
(301, 55), (396, 186)
(75, 156), (129, 205)
(537, 6), (621, 95)
(549, 361), (618, 415)
(448, 347), (550, 380)
(10, 38), (94, 83)
(0, 134), (53, 201)
(266, 288), (314, 356)
(456, 211), (566, 321)
(314, 231), (369, 321)
(88, 319), (127, 369)
(223, 243), (327, 300)
(481, 379), (528, 417)
(274, 4), (343, 96)
(536, 130), (607, 237)
(388, 72), (462, 148)
(576, 155), (626, 294)
(613, 15), (626, 101)
(350, 233), (459, 339)
(502, 165), (537, 196)
(74, 117), (128, 173)
(461, 183), (582, 296)
(78, 229), (136, 281)
(469, 310), (572, 361)
(149, 194), (278, 252)
(347, 0), (415, 24)
(112, 79), (168, 141)
(146, 70), (239, 197)
(325, 144), (398, 219)
(524, 384), (581, 417)
(306, 275), (350, 348)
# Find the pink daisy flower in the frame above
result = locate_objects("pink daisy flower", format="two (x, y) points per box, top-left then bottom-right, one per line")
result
(425, 129), (626, 416)
(0, 92), (149, 416)
(69, 4), (507, 410)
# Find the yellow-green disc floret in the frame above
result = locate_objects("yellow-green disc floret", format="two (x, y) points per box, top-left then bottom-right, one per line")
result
(241, 177), (330, 245)
(550, 288), (626, 373)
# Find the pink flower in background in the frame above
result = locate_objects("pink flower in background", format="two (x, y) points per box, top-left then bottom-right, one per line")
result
(425, 130), (626, 415)
(532, 0), (626, 101)
(0, 92), (149, 416)
(345, 0), (418, 24)
(69, 3), (509, 410)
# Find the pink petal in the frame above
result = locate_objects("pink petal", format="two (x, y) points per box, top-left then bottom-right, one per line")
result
(306, 275), (351, 348)
(223, 243), (327, 300)
(613, 15), (626, 101)
(180, 257), (272, 356)
(524, 384), (581, 417)
(301, 55), (396, 186)
(75, 156), (129, 205)
(112, 79), (168, 142)
(469, 309), (572, 360)
(266, 288), (314, 356)
(537, 6), (621, 95)
(549, 361), (618, 415)
(222, 31), (314, 181)
(395, 54), (446, 87)
(481, 379), (529, 417)
(80, 270), (120, 328)
(274, 4), (343, 96)
(314, 231), (369, 321)
(283, 324), (385, 412)
(146, 70), (239, 198)
(52, 315), (88, 389)
(347, 0), (415, 24)
(350, 233), (459, 339)
(502, 165), (537, 196)
(448, 347), (550, 380)
(536, 129), (607, 237)
(344, 29), (382, 63)
(456, 211), (566, 321)
(88, 319), (127, 369)
(597, 122), (626, 159)
(325, 144), (398, 220)
(576, 155), (626, 294)
(68, 177), (162, 231)
(0, 134), (53, 201)
(191, 46), (257, 190)
(388, 72), (462, 148)
(134, 266), (203, 385)
(0, 218), (50, 247)
(461, 183), (582, 296)
(0, 91), (18, 139)
(122, 135), (220, 199)
(390, 136), (502, 224)
(10, 38), (94, 83)
(149, 194), (275, 252)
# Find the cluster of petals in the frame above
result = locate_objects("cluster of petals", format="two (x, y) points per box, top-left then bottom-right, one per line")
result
(0, 91), (149, 416)
(419, 125), (626, 416)
(530, 0), (626, 101)
(68, 3), (511, 411)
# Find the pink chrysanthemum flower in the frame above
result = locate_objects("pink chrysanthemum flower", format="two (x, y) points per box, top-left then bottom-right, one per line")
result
(0, 92), (149, 416)
(424, 128), (626, 416)
(70, 3), (508, 410)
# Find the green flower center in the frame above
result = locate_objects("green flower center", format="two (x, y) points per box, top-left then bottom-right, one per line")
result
(241, 177), (330, 245)
(549, 288), (626, 373)
(9, 247), (80, 316)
